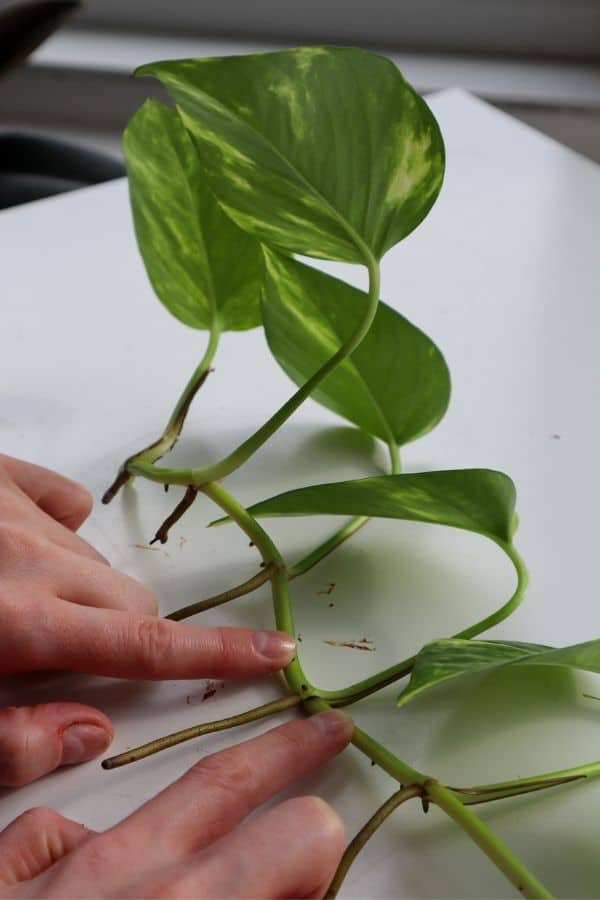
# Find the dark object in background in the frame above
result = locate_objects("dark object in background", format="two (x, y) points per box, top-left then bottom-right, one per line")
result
(0, 131), (125, 209)
(0, 0), (125, 209)
(0, 0), (77, 75)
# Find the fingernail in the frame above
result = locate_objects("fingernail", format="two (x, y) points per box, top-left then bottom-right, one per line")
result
(61, 724), (112, 766)
(253, 630), (296, 661)
(311, 710), (354, 739)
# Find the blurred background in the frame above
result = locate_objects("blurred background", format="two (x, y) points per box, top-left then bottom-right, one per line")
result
(1, 0), (599, 207)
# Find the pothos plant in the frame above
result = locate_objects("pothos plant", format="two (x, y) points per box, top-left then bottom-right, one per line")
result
(101, 46), (600, 898)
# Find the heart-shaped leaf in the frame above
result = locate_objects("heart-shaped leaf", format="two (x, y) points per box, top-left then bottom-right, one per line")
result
(262, 249), (450, 445)
(123, 99), (263, 330)
(224, 469), (516, 544)
(137, 47), (444, 263)
(397, 638), (600, 706)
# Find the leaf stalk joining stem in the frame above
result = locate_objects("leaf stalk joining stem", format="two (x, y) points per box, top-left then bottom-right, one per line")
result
(126, 252), (381, 488)
(102, 325), (220, 503)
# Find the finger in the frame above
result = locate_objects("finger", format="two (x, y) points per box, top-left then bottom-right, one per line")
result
(27, 601), (297, 680)
(0, 703), (113, 787)
(54, 545), (157, 615)
(0, 531), (145, 612)
(0, 488), (108, 566)
(0, 807), (93, 886)
(0, 454), (93, 531)
(112, 711), (352, 864)
(162, 796), (345, 899)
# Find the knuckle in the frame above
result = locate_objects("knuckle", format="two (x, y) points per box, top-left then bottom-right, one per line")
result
(16, 806), (62, 831)
(211, 627), (237, 668)
(190, 749), (256, 812)
(0, 595), (48, 671)
(0, 522), (42, 565)
(130, 617), (175, 675)
(292, 795), (346, 846)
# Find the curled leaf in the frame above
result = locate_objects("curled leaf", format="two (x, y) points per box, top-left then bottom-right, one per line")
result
(397, 638), (600, 706)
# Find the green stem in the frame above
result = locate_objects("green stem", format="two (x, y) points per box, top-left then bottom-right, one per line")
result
(322, 660), (414, 707)
(288, 515), (369, 579)
(123, 477), (548, 897)
(289, 438), (400, 579)
(200, 481), (313, 698)
(453, 540), (528, 640)
(159, 324), (221, 453)
(320, 717), (550, 896)
(351, 725), (427, 785)
(325, 785), (422, 899)
(164, 439), (400, 620)
(426, 783), (552, 898)
(317, 540), (527, 707)
(166, 564), (276, 621)
(102, 325), (221, 503)
(456, 757), (600, 806)
(101, 694), (301, 769)
(127, 254), (381, 488)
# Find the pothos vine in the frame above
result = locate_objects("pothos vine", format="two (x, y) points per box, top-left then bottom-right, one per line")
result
(100, 46), (600, 898)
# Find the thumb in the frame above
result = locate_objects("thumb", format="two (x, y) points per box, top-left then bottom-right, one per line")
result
(0, 703), (113, 787)
(0, 807), (93, 885)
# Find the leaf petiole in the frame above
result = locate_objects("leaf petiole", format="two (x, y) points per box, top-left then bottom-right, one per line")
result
(126, 253), (381, 488)
(166, 564), (276, 621)
(102, 694), (301, 769)
(102, 324), (220, 503)
(453, 540), (529, 641)
(315, 540), (527, 707)
(325, 785), (422, 898)
(454, 757), (600, 806)
(289, 437), (400, 579)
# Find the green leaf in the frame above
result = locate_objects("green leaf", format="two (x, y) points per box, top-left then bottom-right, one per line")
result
(262, 249), (450, 445)
(136, 47), (444, 263)
(397, 638), (600, 706)
(123, 99), (263, 330)
(229, 469), (516, 543)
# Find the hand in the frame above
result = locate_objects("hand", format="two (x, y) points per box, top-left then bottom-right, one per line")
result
(0, 454), (296, 786)
(0, 711), (352, 898)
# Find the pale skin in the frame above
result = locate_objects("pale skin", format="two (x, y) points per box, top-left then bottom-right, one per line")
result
(0, 454), (353, 897)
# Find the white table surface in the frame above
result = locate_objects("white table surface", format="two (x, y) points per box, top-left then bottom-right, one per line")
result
(1, 88), (600, 898)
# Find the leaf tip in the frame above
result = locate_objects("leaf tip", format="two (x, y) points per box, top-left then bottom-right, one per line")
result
(207, 515), (230, 528)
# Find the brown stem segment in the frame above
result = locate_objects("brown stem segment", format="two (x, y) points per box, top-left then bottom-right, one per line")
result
(102, 468), (132, 505)
(101, 694), (302, 770)
(325, 785), (422, 898)
(166, 564), (276, 621)
(150, 486), (198, 545)
(102, 366), (213, 505)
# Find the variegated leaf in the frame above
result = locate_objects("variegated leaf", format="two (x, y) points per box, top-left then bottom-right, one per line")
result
(124, 99), (263, 330)
(136, 47), (444, 263)
(262, 249), (450, 445)
(398, 638), (600, 706)
(217, 469), (516, 544)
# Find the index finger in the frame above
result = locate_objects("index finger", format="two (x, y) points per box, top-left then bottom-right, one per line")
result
(19, 598), (297, 681)
(0, 454), (93, 532)
(103, 712), (352, 865)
